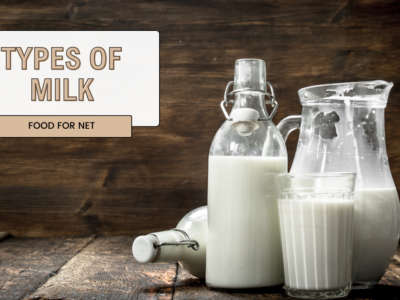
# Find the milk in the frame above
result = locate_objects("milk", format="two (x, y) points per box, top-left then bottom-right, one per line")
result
(206, 155), (287, 289)
(352, 187), (400, 284)
(176, 207), (208, 279)
(132, 206), (208, 279)
(278, 197), (354, 291)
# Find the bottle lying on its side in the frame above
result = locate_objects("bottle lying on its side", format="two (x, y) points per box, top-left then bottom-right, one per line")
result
(132, 206), (207, 279)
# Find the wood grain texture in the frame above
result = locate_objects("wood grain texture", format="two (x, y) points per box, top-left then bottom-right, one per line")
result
(0, 0), (399, 236)
(174, 263), (287, 299)
(378, 246), (400, 287)
(0, 237), (399, 299)
(25, 236), (177, 300)
(0, 236), (94, 300)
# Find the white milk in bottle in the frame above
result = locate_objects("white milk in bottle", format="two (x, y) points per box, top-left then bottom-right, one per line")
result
(206, 59), (288, 289)
(207, 156), (287, 288)
(132, 206), (207, 279)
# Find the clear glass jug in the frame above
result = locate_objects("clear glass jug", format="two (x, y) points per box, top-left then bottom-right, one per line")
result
(207, 59), (287, 289)
(277, 80), (400, 289)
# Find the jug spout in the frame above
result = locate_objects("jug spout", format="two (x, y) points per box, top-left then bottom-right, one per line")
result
(382, 81), (394, 100)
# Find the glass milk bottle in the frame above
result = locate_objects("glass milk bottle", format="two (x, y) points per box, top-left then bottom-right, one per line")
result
(206, 59), (287, 289)
(132, 206), (207, 279)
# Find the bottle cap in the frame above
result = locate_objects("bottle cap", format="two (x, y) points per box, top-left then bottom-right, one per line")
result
(132, 235), (158, 263)
(230, 108), (260, 136)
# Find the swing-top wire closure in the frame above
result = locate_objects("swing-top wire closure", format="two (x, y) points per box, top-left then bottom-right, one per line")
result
(151, 228), (199, 251)
(220, 81), (279, 122)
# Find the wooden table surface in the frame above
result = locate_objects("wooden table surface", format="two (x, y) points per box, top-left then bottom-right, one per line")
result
(0, 235), (399, 300)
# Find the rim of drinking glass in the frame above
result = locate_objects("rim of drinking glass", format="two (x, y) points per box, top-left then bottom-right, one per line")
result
(235, 58), (265, 63)
(277, 172), (357, 179)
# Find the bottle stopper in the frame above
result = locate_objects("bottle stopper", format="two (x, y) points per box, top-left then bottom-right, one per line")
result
(230, 108), (260, 136)
(132, 235), (158, 263)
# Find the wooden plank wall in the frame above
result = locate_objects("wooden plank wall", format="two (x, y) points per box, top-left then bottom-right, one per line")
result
(0, 0), (399, 237)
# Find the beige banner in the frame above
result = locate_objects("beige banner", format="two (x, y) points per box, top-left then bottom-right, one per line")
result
(0, 116), (132, 137)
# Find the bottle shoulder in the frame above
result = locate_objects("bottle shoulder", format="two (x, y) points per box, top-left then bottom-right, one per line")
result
(209, 120), (287, 157)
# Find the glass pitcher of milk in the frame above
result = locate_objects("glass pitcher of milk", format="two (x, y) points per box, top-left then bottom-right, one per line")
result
(132, 206), (207, 279)
(277, 81), (400, 289)
(207, 59), (288, 289)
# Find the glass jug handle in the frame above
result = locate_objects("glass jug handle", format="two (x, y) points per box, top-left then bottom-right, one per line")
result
(277, 115), (302, 142)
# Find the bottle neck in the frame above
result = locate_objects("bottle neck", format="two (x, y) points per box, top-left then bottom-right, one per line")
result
(151, 230), (185, 263)
(231, 59), (269, 119)
(231, 93), (269, 119)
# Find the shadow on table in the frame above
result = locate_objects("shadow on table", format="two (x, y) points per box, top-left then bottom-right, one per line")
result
(176, 277), (288, 299)
(347, 285), (400, 300)
(210, 284), (285, 294)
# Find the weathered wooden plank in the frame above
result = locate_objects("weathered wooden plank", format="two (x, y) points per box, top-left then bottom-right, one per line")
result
(0, 236), (95, 300)
(25, 236), (177, 300)
(0, 0), (400, 29)
(174, 263), (287, 299)
(0, 132), (213, 188)
(0, 237), (397, 300)
(0, 186), (207, 237)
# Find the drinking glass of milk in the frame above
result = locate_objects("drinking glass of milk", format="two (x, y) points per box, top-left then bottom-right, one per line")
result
(276, 173), (356, 299)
